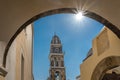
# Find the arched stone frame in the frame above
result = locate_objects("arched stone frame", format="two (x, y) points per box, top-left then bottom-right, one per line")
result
(2, 8), (120, 67)
(91, 56), (120, 80)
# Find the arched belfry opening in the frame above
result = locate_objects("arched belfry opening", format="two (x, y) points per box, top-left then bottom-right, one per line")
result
(55, 71), (62, 80)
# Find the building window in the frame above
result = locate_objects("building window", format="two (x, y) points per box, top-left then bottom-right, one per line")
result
(21, 55), (24, 80)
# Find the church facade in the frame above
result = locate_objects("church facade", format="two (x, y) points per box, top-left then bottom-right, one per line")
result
(48, 35), (66, 80)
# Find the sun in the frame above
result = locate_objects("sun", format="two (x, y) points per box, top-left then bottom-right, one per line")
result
(75, 12), (84, 20)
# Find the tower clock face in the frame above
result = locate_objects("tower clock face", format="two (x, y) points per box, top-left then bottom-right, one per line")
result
(54, 48), (59, 53)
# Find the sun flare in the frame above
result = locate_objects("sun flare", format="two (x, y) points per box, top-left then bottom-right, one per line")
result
(75, 12), (84, 20)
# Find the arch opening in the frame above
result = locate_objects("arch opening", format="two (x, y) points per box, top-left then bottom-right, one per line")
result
(2, 8), (120, 69)
(102, 66), (120, 80)
(55, 71), (62, 80)
(91, 56), (120, 80)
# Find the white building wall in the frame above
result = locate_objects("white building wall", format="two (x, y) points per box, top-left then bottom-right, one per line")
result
(5, 40), (16, 80)
(5, 24), (33, 80)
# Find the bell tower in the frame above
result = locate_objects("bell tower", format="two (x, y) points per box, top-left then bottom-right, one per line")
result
(48, 35), (66, 80)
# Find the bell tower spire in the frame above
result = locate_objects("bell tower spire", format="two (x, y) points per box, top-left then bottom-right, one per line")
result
(48, 35), (66, 80)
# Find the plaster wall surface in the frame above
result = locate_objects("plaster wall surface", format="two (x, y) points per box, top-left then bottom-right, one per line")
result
(15, 24), (33, 80)
(5, 24), (33, 80)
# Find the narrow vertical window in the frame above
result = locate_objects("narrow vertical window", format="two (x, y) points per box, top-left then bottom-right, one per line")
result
(55, 72), (61, 80)
(21, 55), (24, 80)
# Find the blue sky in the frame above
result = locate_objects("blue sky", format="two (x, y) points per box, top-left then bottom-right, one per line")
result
(33, 13), (103, 80)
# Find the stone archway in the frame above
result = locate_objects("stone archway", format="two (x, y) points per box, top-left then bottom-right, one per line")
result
(3, 8), (120, 67)
(91, 56), (120, 80)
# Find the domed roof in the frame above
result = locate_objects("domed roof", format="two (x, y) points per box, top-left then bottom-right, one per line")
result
(51, 35), (61, 44)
